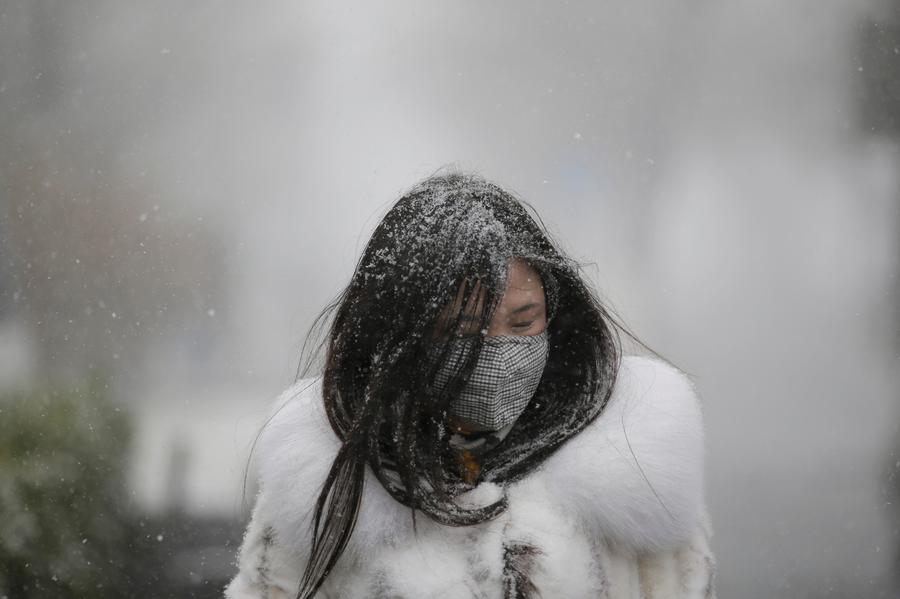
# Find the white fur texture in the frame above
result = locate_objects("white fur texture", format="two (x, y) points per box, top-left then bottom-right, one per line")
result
(226, 356), (715, 598)
(533, 355), (707, 552)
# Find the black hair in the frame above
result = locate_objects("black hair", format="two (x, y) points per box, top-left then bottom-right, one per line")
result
(292, 171), (625, 597)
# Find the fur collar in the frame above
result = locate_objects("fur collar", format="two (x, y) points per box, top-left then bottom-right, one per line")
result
(252, 356), (707, 560)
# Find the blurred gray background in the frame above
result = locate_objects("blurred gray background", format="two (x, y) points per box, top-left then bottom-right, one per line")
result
(1, 1), (899, 597)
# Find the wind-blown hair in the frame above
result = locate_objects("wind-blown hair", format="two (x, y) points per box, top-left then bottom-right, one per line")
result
(294, 172), (622, 597)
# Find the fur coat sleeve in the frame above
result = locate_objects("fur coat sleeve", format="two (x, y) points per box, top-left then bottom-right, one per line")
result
(224, 356), (717, 598)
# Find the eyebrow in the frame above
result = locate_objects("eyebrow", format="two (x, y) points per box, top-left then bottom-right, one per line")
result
(509, 302), (540, 315)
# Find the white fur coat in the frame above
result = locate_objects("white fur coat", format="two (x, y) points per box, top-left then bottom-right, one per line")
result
(225, 356), (716, 598)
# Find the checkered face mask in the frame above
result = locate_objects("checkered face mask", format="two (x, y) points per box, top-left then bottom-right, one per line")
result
(433, 331), (549, 431)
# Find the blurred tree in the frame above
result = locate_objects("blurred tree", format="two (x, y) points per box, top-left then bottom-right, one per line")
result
(0, 374), (133, 598)
(0, 375), (241, 598)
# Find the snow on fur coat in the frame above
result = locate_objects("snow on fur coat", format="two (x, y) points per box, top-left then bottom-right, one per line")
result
(225, 356), (717, 598)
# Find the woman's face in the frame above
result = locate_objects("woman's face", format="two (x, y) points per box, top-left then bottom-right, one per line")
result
(437, 259), (548, 434)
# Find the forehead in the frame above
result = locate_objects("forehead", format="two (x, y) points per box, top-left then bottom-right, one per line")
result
(498, 259), (544, 306)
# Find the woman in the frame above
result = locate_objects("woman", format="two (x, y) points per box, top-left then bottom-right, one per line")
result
(225, 172), (716, 598)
